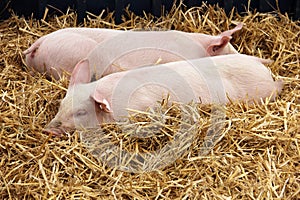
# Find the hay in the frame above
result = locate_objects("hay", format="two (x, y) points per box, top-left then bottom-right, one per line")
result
(1, 3), (299, 199)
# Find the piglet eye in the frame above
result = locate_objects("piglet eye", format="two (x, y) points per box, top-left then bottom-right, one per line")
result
(75, 109), (87, 117)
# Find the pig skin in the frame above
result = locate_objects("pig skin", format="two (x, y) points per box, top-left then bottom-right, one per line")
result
(44, 53), (282, 136)
(23, 24), (243, 80)
(23, 28), (122, 80)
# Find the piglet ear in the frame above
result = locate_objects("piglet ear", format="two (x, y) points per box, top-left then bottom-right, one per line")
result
(207, 35), (231, 56)
(91, 91), (112, 113)
(219, 23), (243, 37)
(207, 23), (243, 55)
(69, 59), (91, 87)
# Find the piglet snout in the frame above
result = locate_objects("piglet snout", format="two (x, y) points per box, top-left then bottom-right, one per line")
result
(43, 121), (64, 137)
(43, 128), (62, 137)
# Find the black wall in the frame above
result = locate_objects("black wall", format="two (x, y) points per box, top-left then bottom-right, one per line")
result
(1, 0), (299, 23)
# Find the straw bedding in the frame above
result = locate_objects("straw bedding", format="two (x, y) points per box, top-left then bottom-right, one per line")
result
(0, 3), (299, 199)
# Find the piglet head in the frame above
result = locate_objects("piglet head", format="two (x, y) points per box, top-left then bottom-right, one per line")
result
(43, 59), (112, 136)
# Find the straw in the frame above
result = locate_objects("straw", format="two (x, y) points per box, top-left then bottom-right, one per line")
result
(0, 2), (299, 199)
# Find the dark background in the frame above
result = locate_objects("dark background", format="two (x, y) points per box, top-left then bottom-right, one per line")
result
(1, 0), (299, 23)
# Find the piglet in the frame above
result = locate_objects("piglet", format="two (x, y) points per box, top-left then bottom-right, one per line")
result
(23, 24), (243, 80)
(43, 54), (282, 136)
(85, 23), (243, 79)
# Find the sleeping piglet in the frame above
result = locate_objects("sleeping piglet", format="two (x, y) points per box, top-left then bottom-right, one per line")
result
(84, 23), (243, 80)
(23, 24), (243, 80)
(43, 54), (283, 136)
